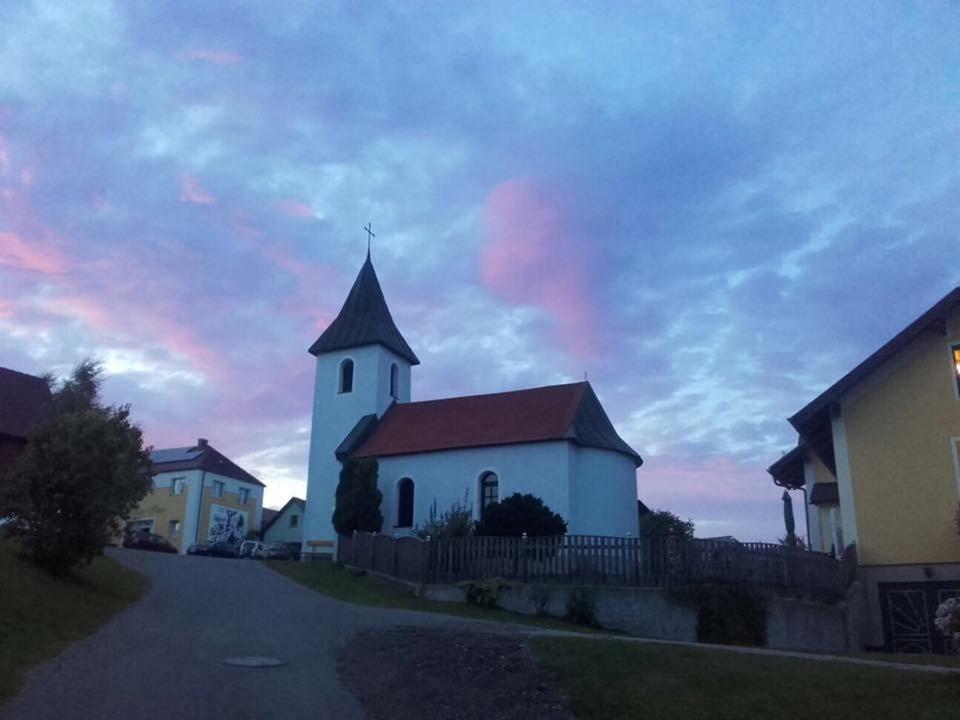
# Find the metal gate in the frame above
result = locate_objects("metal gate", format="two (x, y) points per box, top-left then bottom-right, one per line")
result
(879, 581), (960, 654)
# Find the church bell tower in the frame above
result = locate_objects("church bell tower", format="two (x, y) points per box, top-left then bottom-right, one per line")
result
(300, 251), (419, 559)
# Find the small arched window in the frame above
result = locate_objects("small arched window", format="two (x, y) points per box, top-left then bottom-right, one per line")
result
(339, 358), (354, 394)
(397, 478), (414, 528)
(390, 362), (399, 400)
(480, 471), (499, 519)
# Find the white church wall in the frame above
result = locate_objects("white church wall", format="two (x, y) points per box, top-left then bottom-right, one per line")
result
(302, 344), (411, 549)
(569, 446), (640, 537)
(376, 441), (572, 535)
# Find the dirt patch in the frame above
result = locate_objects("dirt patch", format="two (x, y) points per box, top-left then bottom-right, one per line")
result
(338, 626), (574, 720)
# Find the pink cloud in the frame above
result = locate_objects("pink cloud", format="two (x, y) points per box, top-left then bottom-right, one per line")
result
(181, 49), (244, 65)
(480, 179), (597, 359)
(0, 231), (64, 274)
(275, 199), (317, 219)
(180, 175), (216, 205)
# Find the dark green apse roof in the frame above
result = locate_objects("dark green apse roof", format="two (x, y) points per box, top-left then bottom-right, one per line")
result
(308, 254), (420, 365)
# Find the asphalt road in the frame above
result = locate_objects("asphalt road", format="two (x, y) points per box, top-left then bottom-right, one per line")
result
(0, 549), (490, 720)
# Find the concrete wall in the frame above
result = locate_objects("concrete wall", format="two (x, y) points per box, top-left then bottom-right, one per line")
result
(496, 582), (857, 652)
(839, 306), (960, 566)
(303, 344), (409, 551)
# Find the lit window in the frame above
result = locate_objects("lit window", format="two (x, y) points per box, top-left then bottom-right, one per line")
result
(239, 487), (249, 505)
(170, 478), (185, 496)
(480, 472), (499, 519)
(290, 514), (299, 528)
(953, 345), (960, 395)
(213, 480), (225, 499)
(397, 478), (414, 528)
(339, 359), (354, 394)
(168, 520), (181, 537)
(390, 363), (399, 400)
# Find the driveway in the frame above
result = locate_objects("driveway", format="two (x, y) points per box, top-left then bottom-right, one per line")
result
(0, 549), (496, 720)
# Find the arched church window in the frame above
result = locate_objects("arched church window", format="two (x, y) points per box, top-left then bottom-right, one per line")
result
(397, 478), (414, 528)
(479, 471), (499, 519)
(339, 358), (354, 394)
(390, 363), (399, 400)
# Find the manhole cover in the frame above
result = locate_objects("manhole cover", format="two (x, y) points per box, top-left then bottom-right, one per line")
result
(221, 656), (287, 668)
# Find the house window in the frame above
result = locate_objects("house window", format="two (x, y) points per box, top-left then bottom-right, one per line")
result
(953, 345), (960, 395)
(339, 358), (354, 394)
(289, 514), (299, 528)
(397, 478), (414, 528)
(390, 363), (399, 400)
(480, 471), (499, 518)
(170, 477), (185, 496)
(168, 520), (181, 537)
(213, 480), (225, 499)
(238, 487), (249, 505)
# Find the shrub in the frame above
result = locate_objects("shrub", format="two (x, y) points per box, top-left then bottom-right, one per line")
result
(413, 489), (474, 540)
(332, 459), (383, 535)
(639, 509), (695, 539)
(934, 597), (960, 652)
(565, 587), (599, 627)
(474, 493), (567, 537)
(676, 582), (768, 646)
(0, 361), (152, 574)
(462, 578), (506, 608)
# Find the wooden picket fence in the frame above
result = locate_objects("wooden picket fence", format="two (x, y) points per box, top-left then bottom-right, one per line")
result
(337, 532), (851, 601)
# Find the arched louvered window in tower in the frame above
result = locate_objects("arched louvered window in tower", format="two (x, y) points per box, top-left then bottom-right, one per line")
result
(339, 358), (354, 394)
(390, 362), (399, 400)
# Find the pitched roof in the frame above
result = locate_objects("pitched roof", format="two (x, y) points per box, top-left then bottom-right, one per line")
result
(0, 367), (52, 439)
(150, 441), (265, 487)
(790, 286), (960, 432)
(260, 507), (279, 533)
(261, 497), (305, 536)
(768, 444), (806, 489)
(352, 382), (642, 466)
(308, 254), (419, 364)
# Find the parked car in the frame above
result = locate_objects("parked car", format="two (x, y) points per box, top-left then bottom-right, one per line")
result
(239, 540), (265, 559)
(264, 541), (300, 561)
(186, 543), (209, 556)
(124, 532), (177, 554)
(207, 541), (241, 558)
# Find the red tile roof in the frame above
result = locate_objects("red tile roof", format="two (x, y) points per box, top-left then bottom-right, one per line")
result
(0, 367), (53, 439)
(352, 382), (642, 465)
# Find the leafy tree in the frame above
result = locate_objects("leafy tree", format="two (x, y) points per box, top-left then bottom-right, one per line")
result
(638, 509), (695, 540)
(332, 458), (383, 535)
(474, 493), (567, 537)
(0, 360), (152, 573)
(413, 489), (474, 540)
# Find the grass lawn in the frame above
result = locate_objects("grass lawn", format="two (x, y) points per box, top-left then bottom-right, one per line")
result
(0, 539), (148, 704)
(534, 636), (960, 720)
(267, 560), (607, 634)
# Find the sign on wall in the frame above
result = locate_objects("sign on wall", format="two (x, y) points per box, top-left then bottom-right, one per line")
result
(208, 504), (248, 544)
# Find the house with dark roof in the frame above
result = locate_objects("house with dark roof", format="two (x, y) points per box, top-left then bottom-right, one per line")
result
(768, 286), (960, 654)
(262, 497), (305, 545)
(0, 367), (52, 471)
(302, 252), (643, 560)
(125, 438), (265, 553)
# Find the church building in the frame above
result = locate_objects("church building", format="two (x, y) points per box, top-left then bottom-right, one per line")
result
(301, 252), (643, 560)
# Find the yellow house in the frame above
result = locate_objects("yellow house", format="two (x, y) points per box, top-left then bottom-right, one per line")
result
(769, 287), (960, 653)
(127, 438), (265, 553)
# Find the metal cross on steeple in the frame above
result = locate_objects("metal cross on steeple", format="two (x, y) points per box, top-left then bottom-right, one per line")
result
(364, 222), (375, 256)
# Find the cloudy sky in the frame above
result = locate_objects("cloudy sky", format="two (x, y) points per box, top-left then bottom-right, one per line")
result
(1, 1), (957, 541)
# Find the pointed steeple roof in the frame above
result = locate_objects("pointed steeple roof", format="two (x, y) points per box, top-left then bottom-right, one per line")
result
(308, 255), (420, 364)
